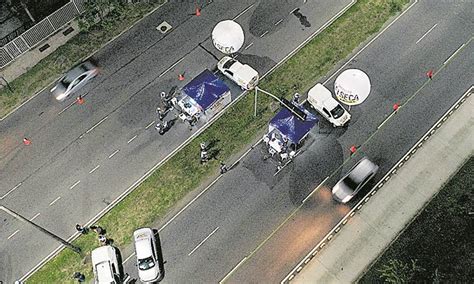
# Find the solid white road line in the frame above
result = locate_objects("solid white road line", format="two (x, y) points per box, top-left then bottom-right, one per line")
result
(127, 135), (138, 144)
(108, 149), (120, 158)
(324, 0), (418, 84)
(145, 120), (156, 129)
(85, 116), (108, 134)
(188, 227), (220, 256)
(219, 257), (248, 283)
(302, 176), (329, 204)
(69, 180), (81, 190)
(8, 230), (20, 240)
(89, 165), (101, 174)
(30, 213), (41, 221)
(1, 182), (22, 200)
(233, 4), (254, 20)
(49, 196), (61, 206)
(416, 23), (438, 44)
(444, 43), (466, 65)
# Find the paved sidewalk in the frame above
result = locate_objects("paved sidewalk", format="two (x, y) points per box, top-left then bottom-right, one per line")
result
(0, 21), (80, 83)
(292, 93), (473, 283)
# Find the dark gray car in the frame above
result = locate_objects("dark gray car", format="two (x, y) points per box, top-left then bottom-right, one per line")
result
(332, 157), (379, 203)
(50, 60), (99, 101)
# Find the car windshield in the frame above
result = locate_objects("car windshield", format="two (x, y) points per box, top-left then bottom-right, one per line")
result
(138, 256), (155, 270)
(60, 75), (73, 87)
(222, 59), (236, 69)
(330, 104), (345, 119)
(342, 176), (358, 191)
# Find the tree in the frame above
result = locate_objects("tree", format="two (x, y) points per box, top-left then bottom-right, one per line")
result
(377, 259), (425, 283)
(78, 0), (125, 31)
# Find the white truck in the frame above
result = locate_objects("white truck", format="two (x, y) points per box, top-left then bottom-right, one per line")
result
(307, 83), (351, 127)
(217, 56), (259, 90)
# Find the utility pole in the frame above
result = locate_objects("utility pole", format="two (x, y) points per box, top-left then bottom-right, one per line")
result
(0, 205), (81, 254)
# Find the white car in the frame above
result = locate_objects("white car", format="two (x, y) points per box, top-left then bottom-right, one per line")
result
(332, 157), (379, 203)
(217, 56), (259, 90)
(307, 83), (351, 127)
(133, 228), (161, 283)
(91, 245), (122, 284)
(50, 60), (99, 101)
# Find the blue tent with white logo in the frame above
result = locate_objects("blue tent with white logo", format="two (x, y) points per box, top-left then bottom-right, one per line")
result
(182, 70), (230, 112)
(269, 105), (318, 144)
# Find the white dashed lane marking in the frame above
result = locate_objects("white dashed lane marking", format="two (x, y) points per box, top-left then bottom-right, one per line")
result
(30, 213), (41, 221)
(188, 227), (220, 256)
(127, 135), (138, 144)
(89, 165), (100, 174)
(70, 180), (81, 189)
(1, 182), (22, 200)
(49, 196), (61, 206)
(416, 23), (437, 44)
(108, 149), (120, 158)
(7, 230), (20, 240)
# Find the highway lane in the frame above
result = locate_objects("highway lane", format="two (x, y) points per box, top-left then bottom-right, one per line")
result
(120, 0), (473, 283)
(0, 0), (353, 281)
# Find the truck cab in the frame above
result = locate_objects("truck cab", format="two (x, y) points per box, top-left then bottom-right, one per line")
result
(307, 83), (351, 127)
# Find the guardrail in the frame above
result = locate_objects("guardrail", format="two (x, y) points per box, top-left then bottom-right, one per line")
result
(0, 0), (85, 69)
(282, 86), (473, 283)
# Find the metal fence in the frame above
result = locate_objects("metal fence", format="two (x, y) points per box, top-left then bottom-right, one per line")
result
(0, 0), (86, 69)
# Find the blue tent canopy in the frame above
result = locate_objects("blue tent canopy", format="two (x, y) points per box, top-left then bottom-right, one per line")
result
(182, 70), (230, 110)
(269, 106), (318, 144)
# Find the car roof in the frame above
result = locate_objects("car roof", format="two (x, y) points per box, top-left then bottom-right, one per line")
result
(347, 158), (376, 184)
(134, 228), (154, 259)
(64, 65), (85, 80)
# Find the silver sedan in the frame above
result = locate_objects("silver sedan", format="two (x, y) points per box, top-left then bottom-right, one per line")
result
(50, 60), (99, 101)
(332, 157), (379, 203)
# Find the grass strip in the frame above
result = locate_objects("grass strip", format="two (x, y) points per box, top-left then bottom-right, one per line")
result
(360, 157), (473, 283)
(0, 2), (164, 118)
(28, 0), (409, 282)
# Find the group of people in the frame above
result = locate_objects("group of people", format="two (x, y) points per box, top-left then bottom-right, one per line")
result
(75, 224), (107, 245)
(155, 90), (201, 134)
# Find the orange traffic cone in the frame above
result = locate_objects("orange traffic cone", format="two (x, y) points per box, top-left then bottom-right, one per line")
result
(76, 95), (84, 105)
(426, 69), (433, 79)
(23, 137), (31, 146)
(178, 73), (185, 81)
(195, 7), (201, 16)
(349, 145), (357, 154)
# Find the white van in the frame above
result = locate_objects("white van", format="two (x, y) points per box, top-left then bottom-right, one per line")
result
(91, 246), (122, 284)
(308, 83), (351, 127)
(217, 56), (259, 90)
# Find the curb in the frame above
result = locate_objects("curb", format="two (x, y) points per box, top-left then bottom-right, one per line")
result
(282, 86), (473, 283)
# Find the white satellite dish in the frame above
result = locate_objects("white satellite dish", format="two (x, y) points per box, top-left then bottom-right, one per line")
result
(212, 20), (245, 54)
(334, 69), (371, 106)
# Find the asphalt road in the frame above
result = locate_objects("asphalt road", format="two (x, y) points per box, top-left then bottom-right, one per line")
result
(0, 0), (353, 281)
(120, 0), (473, 283)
